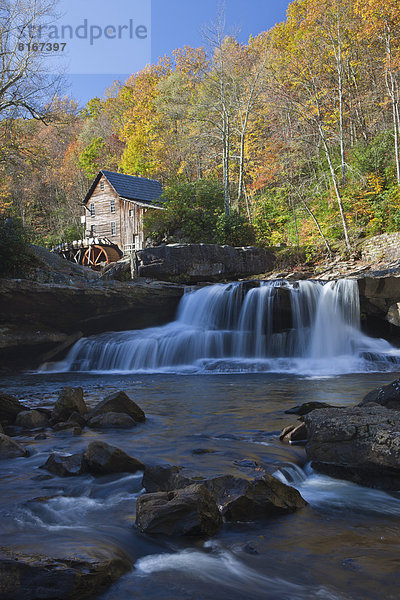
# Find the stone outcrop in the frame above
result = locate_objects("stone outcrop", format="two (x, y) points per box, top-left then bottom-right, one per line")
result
(358, 377), (400, 409)
(83, 441), (144, 475)
(0, 433), (29, 459)
(51, 387), (87, 423)
(136, 244), (275, 283)
(41, 452), (86, 477)
(221, 474), (307, 521)
(0, 546), (131, 600)
(361, 232), (400, 264)
(89, 391), (145, 423)
(135, 483), (223, 537)
(0, 279), (185, 370)
(304, 406), (400, 489)
(357, 275), (400, 342)
(0, 392), (27, 425)
(87, 412), (137, 429)
(15, 410), (49, 429)
(141, 466), (307, 525)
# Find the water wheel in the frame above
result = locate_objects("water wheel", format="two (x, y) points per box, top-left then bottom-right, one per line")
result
(82, 245), (121, 269)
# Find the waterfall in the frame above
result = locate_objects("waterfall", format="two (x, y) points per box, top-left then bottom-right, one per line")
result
(49, 279), (400, 375)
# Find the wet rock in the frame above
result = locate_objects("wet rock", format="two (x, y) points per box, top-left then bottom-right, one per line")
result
(285, 402), (335, 416)
(0, 545), (131, 600)
(15, 410), (49, 429)
(0, 433), (29, 459)
(67, 411), (87, 427)
(142, 465), (199, 493)
(135, 483), (222, 537)
(41, 452), (85, 477)
(87, 412), (137, 429)
(192, 448), (216, 455)
(222, 474), (307, 521)
(279, 422), (307, 444)
(0, 392), (27, 425)
(358, 378), (400, 410)
(89, 391), (145, 423)
(34, 433), (47, 440)
(83, 441), (144, 475)
(304, 406), (400, 489)
(51, 387), (87, 423)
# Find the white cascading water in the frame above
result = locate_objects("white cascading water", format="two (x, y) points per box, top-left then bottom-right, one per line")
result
(50, 279), (400, 375)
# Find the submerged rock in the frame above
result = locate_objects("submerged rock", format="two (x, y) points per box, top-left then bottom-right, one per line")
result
(52, 387), (87, 423)
(135, 483), (222, 537)
(304, 406), (400, 489)
(15, 410), (49, 429)
(87, 412), (137, 429)
(0, 433), (29, 459)
(0, 392), (27, 425)
(358, 378), (400, 409)
(0, 546), (131, 600)
(89, 391), (145, 423)
(83, 441), (144, 475)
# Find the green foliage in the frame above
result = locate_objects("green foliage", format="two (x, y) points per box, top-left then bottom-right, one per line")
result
(145, 179), (225, 244)
(79, 137), (106, 178)
(215, 211), (256, 246)
(351, 133), (395, 176)
(40, 224), (83, 249)
(0, 217), (29, 277)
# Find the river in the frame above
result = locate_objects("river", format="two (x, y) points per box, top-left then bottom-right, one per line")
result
(2, 370), (400, 599)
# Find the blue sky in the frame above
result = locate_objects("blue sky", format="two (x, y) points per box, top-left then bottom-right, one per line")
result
(53, 0), (289, 106)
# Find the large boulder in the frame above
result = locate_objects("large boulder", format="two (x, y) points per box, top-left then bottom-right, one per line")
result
(0, 545), (131, 600)
(358, 378), (400, 409)
(304, 406), (400, 489)
(0, 392), (27, 425)
(0, 433), (29, 459)
(83, 442), (144, 475)
(142, 465), (196, 493)
(135, 483), (222, 537)
(136, 244), (275, 283)
(87, 412), (137, 430)
(221, 474), (307, 521)
(41, 452), (85, 477)
(15, 410), (49, 429)
(89, 391), (145, 423)
(52, 388), (87, 423)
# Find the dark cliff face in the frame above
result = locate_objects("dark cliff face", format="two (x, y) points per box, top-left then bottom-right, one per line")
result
(0, 279), (185, 371)
(357, 276), (400, 345)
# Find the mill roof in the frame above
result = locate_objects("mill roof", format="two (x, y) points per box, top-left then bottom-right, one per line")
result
(84, 170), (163, 205)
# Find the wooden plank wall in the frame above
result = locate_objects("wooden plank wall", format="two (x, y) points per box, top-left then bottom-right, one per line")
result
(85, 175), (149, 252)
(86, 176), (121, 245)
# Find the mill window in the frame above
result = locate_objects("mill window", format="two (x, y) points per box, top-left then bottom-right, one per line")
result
(110, 198), (115, 213)
(100, 181), (105, 191)
(111, 221), (116, 235)
(90, 203), (95, 217)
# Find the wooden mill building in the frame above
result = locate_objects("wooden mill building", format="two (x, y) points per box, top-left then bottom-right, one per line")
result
(83, 170), (164, 255)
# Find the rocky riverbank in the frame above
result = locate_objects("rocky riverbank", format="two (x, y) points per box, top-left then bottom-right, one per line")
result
(281, 378), (400, 490)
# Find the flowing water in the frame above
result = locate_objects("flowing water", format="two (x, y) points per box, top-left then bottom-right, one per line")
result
(49, 279), (400, 376)
(3, 279), (400, 599)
